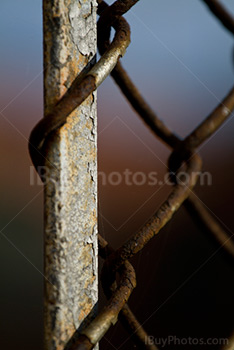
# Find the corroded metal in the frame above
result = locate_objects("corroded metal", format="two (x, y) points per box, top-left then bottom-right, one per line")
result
(120, 304), (159, 350)
(81, 261), (136, 347)
(185, 193), (234, 259)
(98, 234), (158, 350)
(28, 0), (234, 349)
(168, 85), (234, 173)
(88, 17), (130, 87)
(102, 154), (202, 275)
(29, 4), (131, 169)
(40, 1), (98, 349)
(103, 34), (234, 261)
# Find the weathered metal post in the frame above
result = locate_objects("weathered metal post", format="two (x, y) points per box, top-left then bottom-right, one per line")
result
(43, 1), (98, 349)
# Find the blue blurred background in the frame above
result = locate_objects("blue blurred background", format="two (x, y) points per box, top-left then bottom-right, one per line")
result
(0, 0), (234, 349)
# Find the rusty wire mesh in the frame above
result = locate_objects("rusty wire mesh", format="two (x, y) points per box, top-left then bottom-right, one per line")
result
(29, 0), (234, 349)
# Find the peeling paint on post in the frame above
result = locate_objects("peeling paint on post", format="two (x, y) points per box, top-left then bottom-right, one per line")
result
(43, 1), (98, 349)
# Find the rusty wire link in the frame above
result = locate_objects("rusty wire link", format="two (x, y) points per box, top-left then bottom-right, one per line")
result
(69, 256), (136, 350)
(69, 238), (137, 350)
(107, 58), (234, 262)
(29, 0), (135, 169)
(29, 0), (234, 348)
(185, 193), (234, 259)
(97, 0), (234, 262)
(102, 154), (202, 279)
(66, 240), (139, 350)
(80, 261), (136, 348)
(119, 305), (159, 350)
(30, 0), (156, 348)
(107, 58), (234, 261)
(97, 0), (180, 150)
(98, 235), (159, 350)
(168, 86), (234, 174)
(98, 0), (234, 345)
(99, 0), (234, 277)
(97, 0), (234, 264)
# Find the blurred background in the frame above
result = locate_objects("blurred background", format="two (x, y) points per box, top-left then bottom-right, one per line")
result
(0, 0), (234, 349)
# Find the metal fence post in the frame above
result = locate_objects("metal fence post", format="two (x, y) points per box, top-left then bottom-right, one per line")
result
(42, 1), (98, 349)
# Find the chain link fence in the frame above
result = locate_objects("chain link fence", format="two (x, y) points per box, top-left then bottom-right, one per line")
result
(29, 0), (234, 349)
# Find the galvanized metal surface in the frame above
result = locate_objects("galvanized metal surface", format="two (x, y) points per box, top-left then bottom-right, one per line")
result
(42, 1), (98, 349)
(29, 0), (234, 349)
